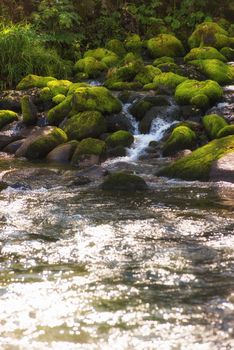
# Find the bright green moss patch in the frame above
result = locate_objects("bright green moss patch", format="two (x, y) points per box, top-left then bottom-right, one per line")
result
(158, 135), (234, 181)
(153, 56), (175, 66)
(21, 95), (37, 125)
(25, 127), (68, 160)
(217, 125), (234, 138)
(105, 81), (142, 90)
(47, 95), (72, 126)
(47, 80), (72, 96)
(147, 34), (184, 58)
(106, 39), (126, 57)
(101, 171), (148, 191)
(162, 126), (197, 156)
(125, 34), (142, 54)
(184, 47), (227, 62)
(63, 111), (107, 141)
(189, 59), (234, 85)
(74, 57), (107, 78)
(134, 65), (161, 85)
(52, 94), (66, 104)
(202, 114), (228, 139)
(106, 130), (134, 148)
(39, 87), (53, 102)
(153, 72), (187, 90)
(175, 79), (223, 107)
(220, 47), (234, 61)
(71, 86), (122, 114)
(0, 110), (18, 129)
(71, 137), (106, 166)
(17, 74), (56, 90)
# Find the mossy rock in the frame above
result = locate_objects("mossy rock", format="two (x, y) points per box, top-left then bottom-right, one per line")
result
(105, 80), (142, 90)
(184, 47), (227, 62)
(147, 34), (184, 58)
(52, 94), (66, 104)
(21, 95), (37, 125)
(106, 130), (134, 148)
(189, 59), (234, 85)
(106, 39), (126, 57)
(63, 111), (107, 141)
(26, 128), (67, 160)
(71, 137), (106, 167)
(46, 140), (78, 164)
(47, 80), (72, 96)
(17, 74), (56, 90)
(217, 125), (234, 138)
(101, 54), (119, 68)
(0, 110), (18, 130)
(125, 34), (143, 54)
(107, 60), (144, 83)
(134, 65), (161, 85)
(220, 47), (234, 61)
(71, 86), (122, 114)
(74, 57), (107, 78)
(188, 22), (233, 49)
(84, 47), (114, 60)
(47, 95), (72, 126)
(156, 62), (181, 74)
(158, 135), (234, 181)
(39, 87), (53, 102)
(67, 82), (90, 95)
(153, 56), (175, 66)
(202, 114), (228, 139)
(130, 96), (170, 121)
(162, 126), (197, 157)
(175, 79), (223, 107)
(152, 72), (187, 90)
(122, 52), (143, 64)
(101, 171), (148, 191)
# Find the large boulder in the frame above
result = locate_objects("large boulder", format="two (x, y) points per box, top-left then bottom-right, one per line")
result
(63, 111), (107, 141)
(184, 47), (227, 62)
(158, 135), (234, 181)
(147, 34), (184, 58)
(16, 74), (56, 90)
(46, 80), (72, 96)
(210, 152), (234, 183)
(71, 138), (106, 167)
(101, 171), (148, 191)
(46, 140), (78, 164)
(202, 114), (228, 139)
(15, 126), (67, 160)
(151, 72), (187, 90)
(74, 56), (107, 78)
(162, 126), (197, 157)
(0, 110), (18, 130)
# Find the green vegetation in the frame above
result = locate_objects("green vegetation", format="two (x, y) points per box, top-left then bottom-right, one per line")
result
(184, 47), (227, 62)
(106, 130), (134, 148)
(147, 34), (184, 58)
(202, 114), (228, 139)
(152, 72), (187, 90)
(0, 110), (18, 129)
(71, 137), (106, 166)
(162, 126), (197, 156)
(217, 125), (234, 138)
(21, 95), (37, 125)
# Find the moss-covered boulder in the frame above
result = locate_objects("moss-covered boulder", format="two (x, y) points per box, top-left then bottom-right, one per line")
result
(63, 111), (107, 141)
(16, 126), (68, 160)
(101, 171), (148, 191)
(158, 135), (234, 181)
(130, 96), (170, 121)
(217, 124), (234, 138)
(175, 79), (223, 108)
(106, 130), (134, 148)
(153, 56), (175, 66)
(47, 95), (72, 126)
(71, 86), (122, 114)
(125, 34), (143, 54)
(147, 34), (184, 58)
(188, 22), (234, 49)
(17, 74), (56, 90)
(0, 110), (18, 130)
(189, 59), (234, 85)
(47, 80), (72, 96)
(152, 72), (187, 90)
(162, 126), (197, 157)
(106, 39), (126, 57)
(71, 137), (106, 167)
(52, 94), (66, 104)
(134, 65), (161, 85)
(202, 114), (228, 139)
(220, 47), (234, 61)
(21, 95), (38, 125)
(46, 140), (78, 164)
(84, 47), (119, 67)
(184, 47), (227, 62)
(105, 81), (142, 90)
(39, 87), (53, 102)
(74, 57), (107, 78)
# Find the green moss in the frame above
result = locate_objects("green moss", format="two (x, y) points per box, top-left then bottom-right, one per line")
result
(190, 94), (209, 109)
(106, 130), (134, 148)
(156, 62), (180, 74)
(125, 34), (142, 54)
(202, 114), (228, 139)
(84, 48), (114, 60)
(130, 100), (154, 121)
(46, 80), (72, 96)
(101, 171), (148, 191)
(147, 34), (184, 58)
(162, 126), (197, 156)
(52, 94), (66, 104)
(71, 137), (106, 166)
(71, 86), (122, 114)
(175, 79), (223, 106)
(217, 125), (234, 138)
(188, 22), (231, 49)
(105, 80), (142, 90)
(184, 47), (227, 62)
(0, 110), (18, 130)
(158, 135), (234, 181)
(153, 72), (187, 90)
(220, 47), (234, 61)
(63, 111), (107, 141)
(101, 54), (119, 68)
(123, 52), (143, 64)
(47, 95), (72, 126)
(67, 82), (90, 95)
(16, 74), (56, 90)
(25, 127), (68, 160)
(39, 87), (53, 102)
(189, 59), (234, 85)
(106, 39), (126, 57)
(21, 95), (37, 125)
(153, 56), (175, 66)
(74, 57), (107, 78)
(134, 65), (161, 85)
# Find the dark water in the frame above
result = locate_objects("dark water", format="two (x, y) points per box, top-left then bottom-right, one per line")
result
(0, 180), (233, 349)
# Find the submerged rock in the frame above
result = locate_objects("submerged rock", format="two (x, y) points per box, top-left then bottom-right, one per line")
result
(101, 171), (148, 191)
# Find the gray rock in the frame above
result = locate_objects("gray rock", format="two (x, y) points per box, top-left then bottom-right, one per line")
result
(210, 152), (234, 183)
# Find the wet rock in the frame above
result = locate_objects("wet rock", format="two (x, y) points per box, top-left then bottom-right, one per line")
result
(46, 141), (78, 164)
(3, 139), (25, 154)
(101, 171), (148, 191)
(105, 113), (132, 132)
(71, 138), (106, 168)
(210, 152), (234, 183)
